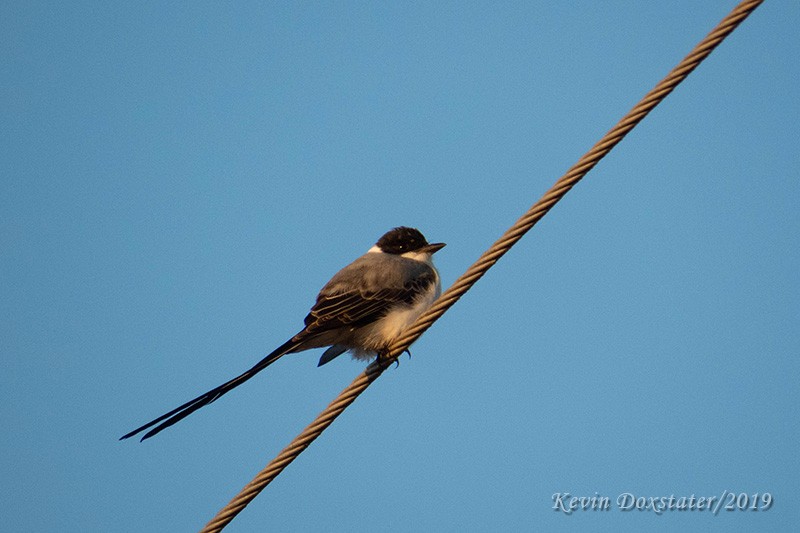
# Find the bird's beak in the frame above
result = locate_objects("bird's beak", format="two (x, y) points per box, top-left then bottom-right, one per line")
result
(422, 242), (446, 254)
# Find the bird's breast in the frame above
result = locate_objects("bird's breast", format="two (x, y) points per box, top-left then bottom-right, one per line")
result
(350, 277), (440, 359)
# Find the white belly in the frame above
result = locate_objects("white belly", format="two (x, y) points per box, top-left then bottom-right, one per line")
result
(349, 277), (441, 360)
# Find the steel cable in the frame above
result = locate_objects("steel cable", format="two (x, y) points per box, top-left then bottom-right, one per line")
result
(200, 1), (764, 530)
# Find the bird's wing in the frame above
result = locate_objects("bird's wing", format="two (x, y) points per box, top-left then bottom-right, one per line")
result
(303, 259), (436, 335)
(317, 344), (348, 366)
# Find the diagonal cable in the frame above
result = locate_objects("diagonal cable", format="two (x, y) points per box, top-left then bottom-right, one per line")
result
(199, 1), (764, 531)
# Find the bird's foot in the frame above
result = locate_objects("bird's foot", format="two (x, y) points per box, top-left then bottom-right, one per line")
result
(374, 348), (411, 368)
(375, 350), (401, 368)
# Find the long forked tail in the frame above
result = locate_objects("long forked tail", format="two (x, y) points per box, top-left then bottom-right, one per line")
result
(120, 335), (303, 442)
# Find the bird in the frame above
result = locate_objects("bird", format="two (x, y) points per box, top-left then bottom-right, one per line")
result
(121, 226), (445, 441)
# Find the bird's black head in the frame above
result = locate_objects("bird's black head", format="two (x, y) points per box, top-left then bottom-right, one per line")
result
(375, 227), (445, 255)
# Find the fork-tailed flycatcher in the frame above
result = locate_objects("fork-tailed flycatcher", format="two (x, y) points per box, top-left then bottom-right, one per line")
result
(121, 226), (445, 441)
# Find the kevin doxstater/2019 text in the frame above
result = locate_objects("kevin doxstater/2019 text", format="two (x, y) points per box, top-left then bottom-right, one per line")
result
(552, 491), (773, 515)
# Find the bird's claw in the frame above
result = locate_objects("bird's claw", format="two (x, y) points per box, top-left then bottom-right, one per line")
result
(391, 349), (411, 368)
(375, 349), (411, 368)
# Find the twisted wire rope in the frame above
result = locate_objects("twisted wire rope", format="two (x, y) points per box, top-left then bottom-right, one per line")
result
(200, 1), (763, 530)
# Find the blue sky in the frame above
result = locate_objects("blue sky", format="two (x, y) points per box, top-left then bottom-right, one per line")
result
(2, 1), (798, 531)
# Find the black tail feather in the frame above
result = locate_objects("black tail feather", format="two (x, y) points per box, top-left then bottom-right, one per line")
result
(120, 336), (302, 441)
